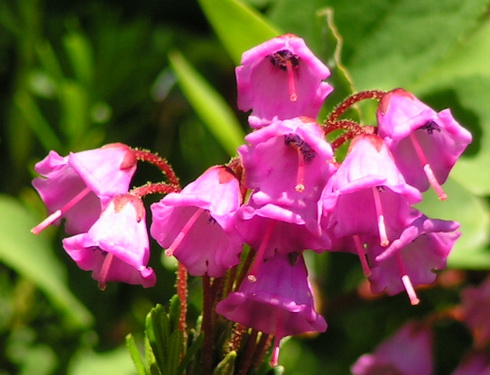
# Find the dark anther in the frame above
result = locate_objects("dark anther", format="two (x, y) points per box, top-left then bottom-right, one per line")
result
(268, 49), (300, 71)
(284, 133), (316, 163)
(418, 120), (441, 135)
(376, 186), (385, 192)
(288, 252), (300, 266)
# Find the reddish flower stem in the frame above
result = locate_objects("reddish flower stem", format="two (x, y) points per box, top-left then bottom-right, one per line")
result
(176, 262), (188, 348)
(202, 274), (214, 375)
(324, 119), (364, 135)
(130, 182), (180, 198)
(237, 330), (259, 375)
(251, 333), (272, 370)
(331, 131), (358, 151)
(132, 148), (180, 187)
(222, 265), (238, 299)
(327, 90), (386, 123)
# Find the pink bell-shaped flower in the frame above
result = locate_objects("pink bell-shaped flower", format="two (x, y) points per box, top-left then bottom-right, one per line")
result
(321, 134), (421, 250)
(62, 194), (156, 289)
(377, 88), (472, 200)
(239, 117), (336, 233)
(216, 252), (326, 367)
(368, 215), (460, 305)
(351, 321), (433, 375)
(32, 143), (137, 235)
(150, 166), (244, 277)
(236, 34), (333, 128)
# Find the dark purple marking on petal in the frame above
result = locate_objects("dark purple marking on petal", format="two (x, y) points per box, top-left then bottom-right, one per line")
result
(418, 120), (441, 135)
(268, 49), (300, 71)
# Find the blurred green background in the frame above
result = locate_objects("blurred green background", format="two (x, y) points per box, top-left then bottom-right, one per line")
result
(1, 0), (489, 374)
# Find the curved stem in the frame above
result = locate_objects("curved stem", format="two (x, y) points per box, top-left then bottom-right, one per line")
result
(237, 330), (259, 375)
(130, 182), (180, 198)
(327, 90), (386, 123)
(132, 148), (180, 187)
(202, 274), (214, 375)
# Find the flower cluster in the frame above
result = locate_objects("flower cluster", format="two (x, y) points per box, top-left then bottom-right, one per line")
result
(31, 34), (471, 369)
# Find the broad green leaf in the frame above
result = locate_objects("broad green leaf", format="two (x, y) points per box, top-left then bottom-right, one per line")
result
(448, 77), (490, 196)
(197, 0), (281, 64)
(0, 195), (92, 328)
(344, 0), (488, 90)
(405, 21), (490, 196)
(315, 8), (359, 120)
(412, 18), (490, 92)
(268, 0), (325, 55)
(415, 178), (490, 269)
(169, 51), (245, 156)
(68, 347), (134, 375)
(415, 76), (490, 197)
(19, 344), (57, 375)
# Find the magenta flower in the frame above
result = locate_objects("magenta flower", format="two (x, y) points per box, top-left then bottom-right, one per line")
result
(351, 321), (433, 375)
(150, 166), (243, 277)
(235, 204), (331, 267)
(321, 134), (421, 251)
(62, 194), (156, 289)
(239, 117), (336, 232)
(32, 143), (137, 235)
(461, 275), (490, 348)
(451, 351), (490, 375)
(236, 34), (333, 128)
(368, 216), (460, 305)
(215, 252), (326, 367)
(377, 88), (472, 200)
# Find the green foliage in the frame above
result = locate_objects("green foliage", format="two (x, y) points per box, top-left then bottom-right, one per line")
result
(197, 0), (281, 64)
(169, 51), (245, 157)
(0, 195), (92, 328)
(126, 297), (204, 375)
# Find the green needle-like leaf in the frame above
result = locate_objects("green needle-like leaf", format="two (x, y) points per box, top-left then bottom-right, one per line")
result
(126, 334), (148, 375)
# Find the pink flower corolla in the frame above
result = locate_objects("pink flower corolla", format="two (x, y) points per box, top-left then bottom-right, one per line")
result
(377, 88), (472, 200)
(321, 134), (421, 258)
(236, 34), (333, 128)
(62, 194), (156, 289)
(215, 252), (326, 367)
(451, 351), (490, 375)
(235, 204), (331, 275)
(32, 143), (137, 235)
(368, 216), (460, 305)
(150, 166), (243, 277)
(461, 275), (490, 348)
(351, 321), (433, 375)
(239, 117), (336, 231)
